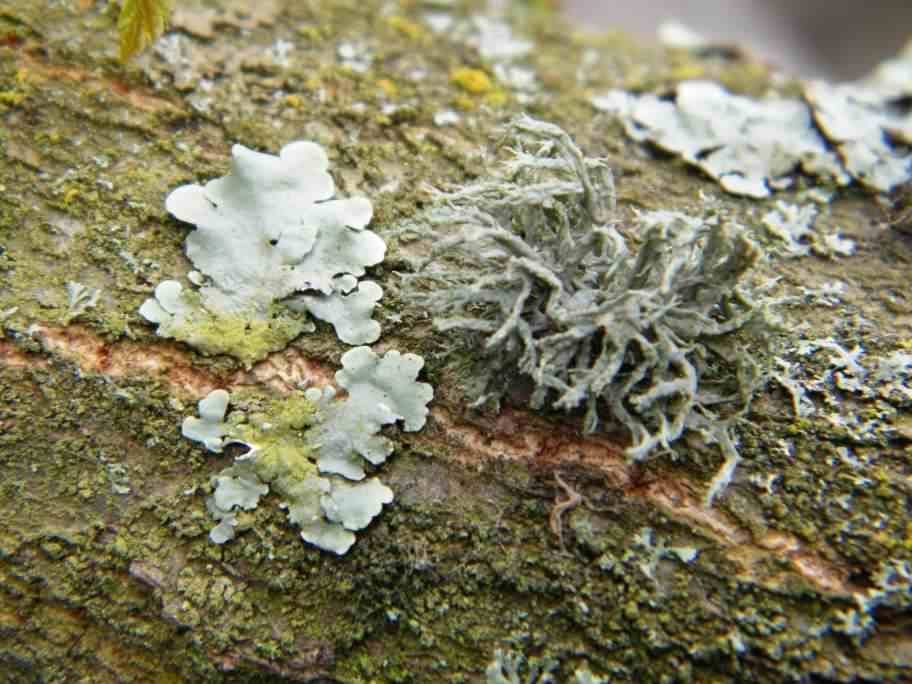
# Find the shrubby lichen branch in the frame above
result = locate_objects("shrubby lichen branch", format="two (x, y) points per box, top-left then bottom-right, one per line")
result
(405, 116), (767, 499)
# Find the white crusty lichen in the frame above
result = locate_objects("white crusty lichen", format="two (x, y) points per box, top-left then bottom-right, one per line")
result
(760, 201), (855, 259)
(771, 337), (912, 445)
(182, 347), (433, 555)
(593, 81), (848, 199)
(594, 43), (912, 197)
(406, 116), (765, 502)
(140, 140), (386, 365)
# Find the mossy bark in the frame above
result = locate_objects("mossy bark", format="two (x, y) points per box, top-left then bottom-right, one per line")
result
(1, 1), (911, 682)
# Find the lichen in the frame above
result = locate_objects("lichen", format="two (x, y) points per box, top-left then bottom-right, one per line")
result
(139, 280), (313, 367)
(406, 116), (764, 500)
(486, 649), (609, 684)
(595, 43), (912, 197)
(305, 346), (434, 480)
(61, 281), (101, 324)
(804, 44), (912, 193)
(182, 346), (432, 554)
(593, 81), (849, 198)
(140, 140), (387, 365)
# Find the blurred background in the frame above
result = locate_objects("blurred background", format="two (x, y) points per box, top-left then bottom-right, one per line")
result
(561, 0), (912, 80)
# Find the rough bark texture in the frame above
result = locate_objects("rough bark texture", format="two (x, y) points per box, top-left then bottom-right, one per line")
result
(1, 1), (911, 682)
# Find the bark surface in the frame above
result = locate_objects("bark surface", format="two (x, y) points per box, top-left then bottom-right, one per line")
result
(1, 1), (911, 682)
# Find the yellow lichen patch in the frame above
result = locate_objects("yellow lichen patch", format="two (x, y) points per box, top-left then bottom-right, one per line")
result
(376, 78), (399, 98)
(295, 25), (325, 42)
(453, 94), (478, 112)
(483, 90), (509, 108)
(284, 94), (304, 110)
(669, 61), (706, 81)
(239, 396), (319, 490)
(160, 299), (311, 370)
(450, 67), (494, 95)
(385, 16), (425, 41)
(63, 187), (81, 207)
(0, 91), (25, 111)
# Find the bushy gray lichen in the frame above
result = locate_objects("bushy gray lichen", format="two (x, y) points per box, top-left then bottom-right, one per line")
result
(406, 117), (764, 489)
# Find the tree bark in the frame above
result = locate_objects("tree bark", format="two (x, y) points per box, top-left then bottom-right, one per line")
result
(1, 1), (911, 682)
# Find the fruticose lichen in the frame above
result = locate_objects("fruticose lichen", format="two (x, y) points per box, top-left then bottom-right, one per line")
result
(140, 140), (386, 365)
(407, 116), (764, 499)
(183, 346), (433, 555)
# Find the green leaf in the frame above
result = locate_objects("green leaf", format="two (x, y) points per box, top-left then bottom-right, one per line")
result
(117, 0), (174, 63)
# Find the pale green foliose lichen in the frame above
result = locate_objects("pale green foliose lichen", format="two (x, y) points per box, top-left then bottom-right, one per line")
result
(181, 388), (232, 452)
(140, 140), (387, 364)
(804, 77), (912, 193)
(182, 347), (433, 555)
(139, 280), (313, 367)
(305, 345), (434, 480)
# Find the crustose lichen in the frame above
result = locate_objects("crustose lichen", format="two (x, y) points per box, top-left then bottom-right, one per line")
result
(406, 116), (766, 503)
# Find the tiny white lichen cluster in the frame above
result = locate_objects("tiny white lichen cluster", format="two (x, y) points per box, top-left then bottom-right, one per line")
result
(593, 44), (912, 197)
(831, 560), (912, 638)
(183, 346), (433, 555)
(62, 281), (102, 324)
(772, 336), (912, 444)
(624, 527), (699, 583)
(140, 141), (387, 366)
(761, 201), (855, 259)
(486, 649), (608, 684)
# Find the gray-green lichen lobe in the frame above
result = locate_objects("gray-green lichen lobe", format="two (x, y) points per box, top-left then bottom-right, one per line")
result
(1, 0), (912, 682)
